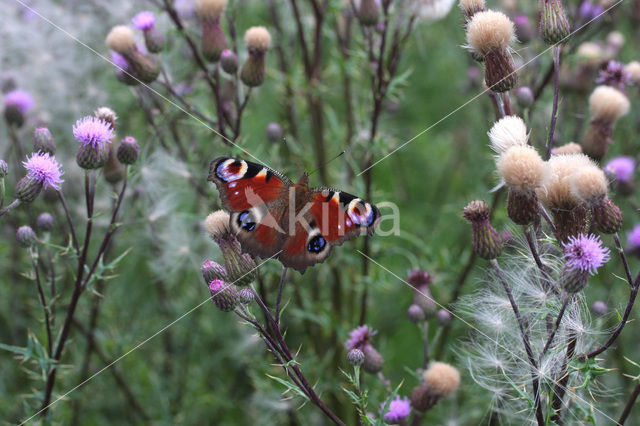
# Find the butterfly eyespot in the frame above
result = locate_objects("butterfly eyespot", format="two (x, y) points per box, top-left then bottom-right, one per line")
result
(237, 210), (257, 231)
(216, 159), (247, 182)
(307, 235), (326, 253)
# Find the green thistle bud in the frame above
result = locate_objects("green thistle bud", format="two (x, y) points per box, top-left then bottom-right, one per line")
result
(592, 198), (623, 234)
(240, 53), (266, 87)
(124, 50), (160, 83)
(220, 49), (238, 74)
(539, 0), (571, 45)
(463, 200), (502, 259)
(209, 279), (238, 312)
(16, 225), (37, 247)
(76, 143), (109, 170)
(144, 27), (165, 54)
(15, 175), (43, 203)
(33, 127), (56, 155)
(117, 136), (140, 165)
(346, 348), (365, 366)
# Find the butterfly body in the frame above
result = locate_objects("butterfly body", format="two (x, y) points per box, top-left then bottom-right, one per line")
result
(208, 157), (380, 273)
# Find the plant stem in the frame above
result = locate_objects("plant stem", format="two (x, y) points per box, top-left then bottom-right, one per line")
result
(540, 294), (570, 361)
(0, 198), (20, 218)
(57, 191), (79, 252)
(618, 380), (640, 425)
(545, 46), (561, 160)
(275, 266), (288, 326)
(32, 254), (53, 357)
(614, 233), (634, 287)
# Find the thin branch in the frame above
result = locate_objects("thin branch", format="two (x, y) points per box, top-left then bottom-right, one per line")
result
(545, 46), (562, 160)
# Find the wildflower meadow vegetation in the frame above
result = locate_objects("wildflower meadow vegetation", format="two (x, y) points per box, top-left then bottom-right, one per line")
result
(2, 0), (640, 424)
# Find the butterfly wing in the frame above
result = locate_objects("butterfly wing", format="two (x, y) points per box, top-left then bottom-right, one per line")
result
(278, 187), (380, 273)
(208, 157), (292, 259)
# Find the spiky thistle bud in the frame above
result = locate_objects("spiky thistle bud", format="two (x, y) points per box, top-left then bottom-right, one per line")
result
(132, 11), (164, 53)
(605, 156), (635, 196)
(106, 26), (159, 83)
(238, 288), (254, 304)
(73, 116), (114, 170)
(347, 348), (365, 366)
(3, 90), (34, 128)
(33, 127), (56, 155)
(435, 309), (452, 326)
(539, 0), (571, 45)
(581, 86), (630, 161)
(201, 259), (227, 283)
(209, 279), (238, 312)
(117, 136), (140, 165)
(466, 10), (517, 92)
(515, 86), (534, 108)
(463, 200), (502, 259)
(16, 225), (37, 247)
(358, 0), (379, 26)
(36, 212), (54, 232)
(204, 210), (257, 285)
(220, 49), (238, 74)
(362, 344), (384, 374)
(240, 27), (271, 87)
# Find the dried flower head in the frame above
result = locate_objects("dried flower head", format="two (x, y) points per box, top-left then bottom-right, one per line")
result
(106, 25), (136, 54)
(537, 154), (593, 208)
(463, 199), (490, 222)
(488, 115), (528, 154)
(606, 31), (625, 49)
(4, 89), (34, 114)
(345, 325), (377, 350)
(132, 11), (155, 30)
(407, 268), (433, 287)
(459, 0), (485, 19)
(497, 145), (544, 192)
(195, 0), (228, 19)
(625, 61), (640, 84)
(244, 26), (271, 52)
(73, 116), (115, 147)
(589, 85), (630, 122)
(381, 396), (412, 424)
(423, 362), (461, 397)
(562, 233), (610, 275)
(205, 210), (230, 239)
(551, 142), (582, 155)
(605, 156), (634, 183)
(466, 10), (514, 55)
(569, 163), (608, 205)
(23, 152), (63, 191)
(94, 106), (118, 129)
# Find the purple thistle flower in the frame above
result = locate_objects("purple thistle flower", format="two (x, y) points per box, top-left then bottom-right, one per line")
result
(579, 1), (604, 21)
(111, 51), (130, 70)
(72, 116), (115, 147)
(345, 325), (376, 350)
(562, 234), (610, 275)
(406, 268), (433, 288)
(605, 156), (635, 183)
(132, 11), (155, 30)
(23, 152), (63, 190)
(596, 61), (631, 91)
(4, 90), (34, 114)
(627, 225), (640, 250)
(381, 396), (411, 424)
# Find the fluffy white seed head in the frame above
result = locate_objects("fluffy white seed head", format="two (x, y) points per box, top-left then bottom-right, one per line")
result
(606, 31), (625, 49)
(497, 146), (544, 192)
(576, 42), (603, 63)
(551, 142), (582, 156)
(106, 26), (136, 54)
(625, 61), (640, 84)
(244, 26), (271, 52)
(195, 0), (228, 19)
(466, 10), (515, 55)
(538, 154), (595, 208)
(459, 0), (485, 14)
(570, 164), (608, 205)
(205, 210), (230, 239)
(423, 362), (461, 397)
(589, 85), (630, 122)
(488, 115), (528, 154)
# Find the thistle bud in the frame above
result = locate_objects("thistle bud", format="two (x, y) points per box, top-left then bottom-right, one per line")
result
(266, 122), (283, 142)
(132, 11), (164, 53)
(413, 286), (436, 317)
(16, 225), (37, 247)
(590, 300), (608, 316)
(15, 175), (43, 203)
(560, 264), (589, 293)
(33, 127), (56, 155)
(539, 0), (571, 45)
(347, 348), (365, 366)
(514, 14), (534, 44)
(201, 259), (227, 283)
(76, 143), (109, 170)
(209, 279), (238, 312)
(240, 27), (271, 87)
(220, 49), (238, 74)
(592, 198), (623, 234)
(103, 145), (126, 184)
(0, 159), (7, 178)
(362, 344), (384, 374)
(463, 200), (502, 259)
(117, 136), (140, 165)
(407, 304), (426, 323)
(238, 288), (254, 304)
(435, 309), (452, 326)
(358, 0), (379, 26)
(515, 86), (534, 108)
(36, 212), (54, 232)
(106, 26), (159, 83)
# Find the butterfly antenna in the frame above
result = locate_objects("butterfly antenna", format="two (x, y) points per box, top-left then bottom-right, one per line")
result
(308, 150), (346, 176)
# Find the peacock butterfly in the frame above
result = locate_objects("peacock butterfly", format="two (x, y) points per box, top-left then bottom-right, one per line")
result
(208, 157), (380, 273)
